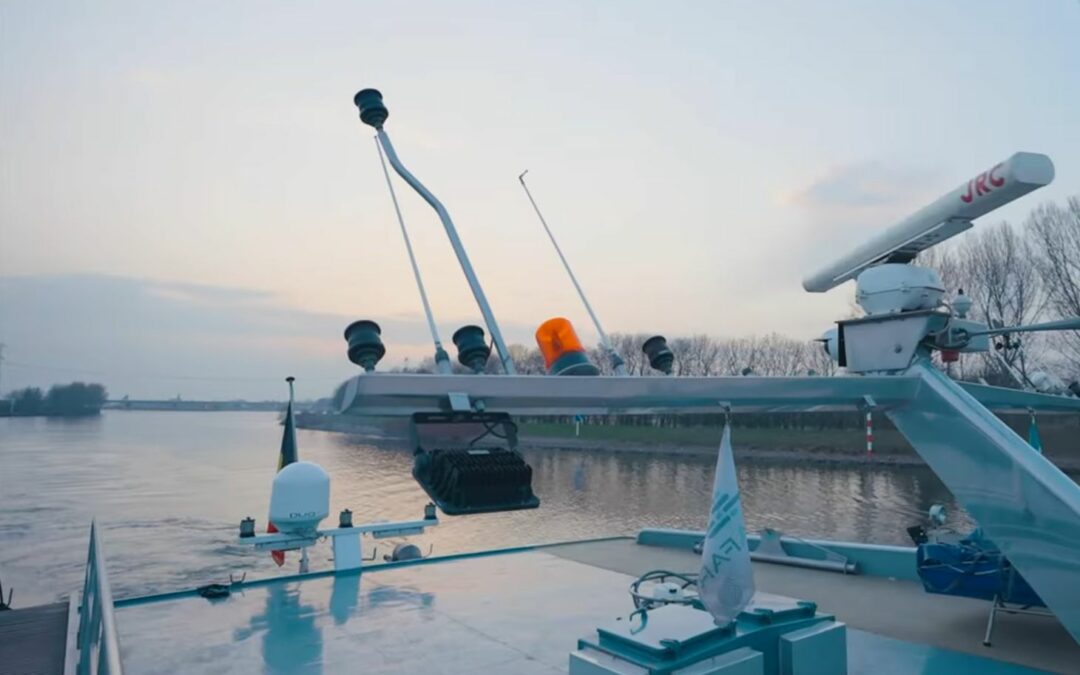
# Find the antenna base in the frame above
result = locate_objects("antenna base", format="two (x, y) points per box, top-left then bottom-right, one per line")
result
(855, 264), (944, 316)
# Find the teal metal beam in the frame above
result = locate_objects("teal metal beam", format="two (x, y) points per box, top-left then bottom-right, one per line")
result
(340, 373), (1080, 417)
(889, 361), (1080, 643)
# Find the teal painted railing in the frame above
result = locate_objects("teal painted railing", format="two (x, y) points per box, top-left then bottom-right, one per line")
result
(76, 522), (124, 675)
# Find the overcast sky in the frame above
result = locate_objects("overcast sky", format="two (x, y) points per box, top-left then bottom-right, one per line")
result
(2, 1), (1078, 400)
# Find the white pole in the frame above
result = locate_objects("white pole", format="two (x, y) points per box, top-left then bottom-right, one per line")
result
(374, 137), (452, 374)
(376, 129), (517, 375)
(518, 171), (627, 376)
(865, 409), (873, 456)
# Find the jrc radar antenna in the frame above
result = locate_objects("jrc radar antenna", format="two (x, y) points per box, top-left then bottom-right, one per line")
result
(803, 152), (1054, 295)
(518, 170), (627, 375)
(354, 89), (517, 375)
(802, 151), (1080, 373)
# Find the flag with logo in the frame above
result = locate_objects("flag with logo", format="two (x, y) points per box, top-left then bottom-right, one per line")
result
(1027, 411), (1042, 454)
(698, 420), (755, 625)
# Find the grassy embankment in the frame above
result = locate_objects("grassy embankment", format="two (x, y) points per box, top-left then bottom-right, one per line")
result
(519, 422), (912, 456)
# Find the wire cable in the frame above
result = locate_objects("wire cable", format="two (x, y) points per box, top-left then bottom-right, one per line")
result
(375, 135), (444, 353)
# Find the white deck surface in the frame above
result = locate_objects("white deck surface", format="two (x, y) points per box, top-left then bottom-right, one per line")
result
(113, 540), (1076, 674)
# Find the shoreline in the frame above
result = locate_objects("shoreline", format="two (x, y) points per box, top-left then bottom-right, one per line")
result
(517, 435), (935, 467)
(295, 413), (1080, 472)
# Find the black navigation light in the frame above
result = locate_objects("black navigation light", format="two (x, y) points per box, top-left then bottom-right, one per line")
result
(354, 89), (389, 129)
(339, 509), (353, 529)
(345, 320), (386, 371)
(239, 517), (255, 538)
(452, 325), (491, 373)
(642, 335), (675, 375)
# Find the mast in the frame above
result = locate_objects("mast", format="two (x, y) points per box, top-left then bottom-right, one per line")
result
(353, 89), (517, 375)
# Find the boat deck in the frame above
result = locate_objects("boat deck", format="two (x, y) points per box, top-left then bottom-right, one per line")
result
(110, 537), (1078, 674)
(0, 601), (71, 675)
(549, 539), (1078, 674)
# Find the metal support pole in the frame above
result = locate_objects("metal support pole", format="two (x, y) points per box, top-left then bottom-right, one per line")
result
(863, 395), (876, 457)
(865, 410), (874, 456)
(376, 129), (517, 374)
(374, 137), (452, 374)
(518, 171), (627, 376)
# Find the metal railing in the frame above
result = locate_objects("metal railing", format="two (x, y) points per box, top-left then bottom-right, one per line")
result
(76, 521), (123, 675)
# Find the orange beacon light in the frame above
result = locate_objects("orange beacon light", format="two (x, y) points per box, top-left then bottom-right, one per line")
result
(534, 318), (600, 376)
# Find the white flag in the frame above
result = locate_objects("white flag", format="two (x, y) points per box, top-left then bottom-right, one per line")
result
(699, 421), (755, 625)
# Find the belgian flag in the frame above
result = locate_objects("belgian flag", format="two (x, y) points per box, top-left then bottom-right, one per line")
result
(267, 378), (299, 566)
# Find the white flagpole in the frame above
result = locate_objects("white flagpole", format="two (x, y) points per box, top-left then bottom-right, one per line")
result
(698, 415), (755, 625)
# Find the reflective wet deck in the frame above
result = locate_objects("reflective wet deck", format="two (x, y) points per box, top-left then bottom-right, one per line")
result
(115, 539), (1077, 674)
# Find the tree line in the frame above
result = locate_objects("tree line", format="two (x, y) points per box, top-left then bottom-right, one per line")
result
(920, 194), (1080, 389)
(4, 382), (108, 417)
(391, 194), (1078, 386)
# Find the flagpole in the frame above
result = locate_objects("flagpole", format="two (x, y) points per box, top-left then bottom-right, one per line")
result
(285, 376), (297, 458)
(698, 404), (755, 626)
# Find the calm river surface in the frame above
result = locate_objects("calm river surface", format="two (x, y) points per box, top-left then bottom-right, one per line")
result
(1, 411), (974, 606)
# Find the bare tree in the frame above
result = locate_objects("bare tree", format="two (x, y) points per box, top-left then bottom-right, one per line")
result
(804, 338), (837, 377)
(686, 334), (722, 376)
(918, 245), (969, 297)
(1029, 196), (1080, 374)
(958, 221), (1045, 382)
(609, 333), (654, 376)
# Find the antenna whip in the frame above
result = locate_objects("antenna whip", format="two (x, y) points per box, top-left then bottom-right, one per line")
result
(519, 170), (626, 375)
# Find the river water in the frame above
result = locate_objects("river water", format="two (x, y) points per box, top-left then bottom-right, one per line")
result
(1, 411), (975, 607)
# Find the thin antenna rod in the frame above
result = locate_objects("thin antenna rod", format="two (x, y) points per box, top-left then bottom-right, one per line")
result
(375, 136), (452, 374)
(376, 129), (517, 374)
(518, 170), (627, 375)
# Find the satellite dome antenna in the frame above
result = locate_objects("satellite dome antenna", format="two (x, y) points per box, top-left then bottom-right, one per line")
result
(354, 88), (517, 375)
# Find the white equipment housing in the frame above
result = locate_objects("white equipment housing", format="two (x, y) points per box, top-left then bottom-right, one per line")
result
(803, 152), (1054, 293)
(1030, 371), (1067, 395)
(855, 264), (944, 315)
(268, 461), (330, 535)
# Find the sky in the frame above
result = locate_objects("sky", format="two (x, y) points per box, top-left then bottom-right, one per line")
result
(1, 1), (1078, 400)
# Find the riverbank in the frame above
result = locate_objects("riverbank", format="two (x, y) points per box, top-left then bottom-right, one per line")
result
(295, 413), (1080, 472)
(0, 410), (101, 418)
